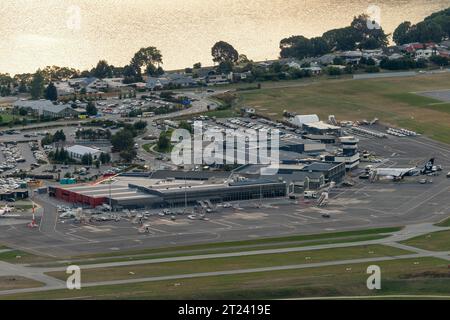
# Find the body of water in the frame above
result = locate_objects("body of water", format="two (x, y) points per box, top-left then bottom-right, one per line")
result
(0, 0), (448, 74)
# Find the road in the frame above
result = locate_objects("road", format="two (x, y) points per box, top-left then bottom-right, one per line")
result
(0, 222), (449, 297)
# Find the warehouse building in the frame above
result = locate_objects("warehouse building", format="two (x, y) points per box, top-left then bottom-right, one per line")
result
(65, 145), (103, 161)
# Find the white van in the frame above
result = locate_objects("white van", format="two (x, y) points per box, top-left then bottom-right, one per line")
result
(304, 191), (318, 199)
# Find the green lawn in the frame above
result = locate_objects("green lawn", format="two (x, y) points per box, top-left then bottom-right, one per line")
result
(0, 276), (44, 291)
(236, 73), (450, 144)
(402, 230), (450, 252)
(0, 112), (15, 124)
(142, 143), (153, 153)
(435, 216), (450, 227)
(46, 244), (411, 283)
(5, 257), (449, 300)
(0, 250), (55, 264)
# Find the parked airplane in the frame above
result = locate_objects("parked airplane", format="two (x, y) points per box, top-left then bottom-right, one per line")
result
(372, 158), (438, 180)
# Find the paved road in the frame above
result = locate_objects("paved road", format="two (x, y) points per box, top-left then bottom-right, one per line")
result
(0, 222), (449, 297)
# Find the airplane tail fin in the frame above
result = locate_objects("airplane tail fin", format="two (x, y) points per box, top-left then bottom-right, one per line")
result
(422, 158), (435, 173)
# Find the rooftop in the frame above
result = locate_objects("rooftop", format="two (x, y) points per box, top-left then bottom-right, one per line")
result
(65, 145), (102, 155)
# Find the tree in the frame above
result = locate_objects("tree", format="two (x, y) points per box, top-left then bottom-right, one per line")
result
(86, 101), (98, 116)
(111, 129), (134, 152)
(280, 35), (313, 59)
(45, 82), (58, 101)
(53, 130), (66, 142)
(218, 61), (234, 74)
(119, 150), (137, 163)
(179, 121), (193, 133)
(392, 8), (450, 45)
(92, 60), (113, 79)
(30, 70), (45, 100)
(237, 54), (250, 64)
(99, 152), (111, 164)
(211, 41), (239, 64)
(123, 64), (141, 84)
(130, 47), (163, 76)
(81, 153), (93, 166)
(157, 131), (171, 152)
(193, 62), (202, 69)
(326, 66), (343, 76)
(393, 21), (412, 45)
(429, 55), (449, 66)
(133, 120), (148, 131)
(350, 14), (389, 49)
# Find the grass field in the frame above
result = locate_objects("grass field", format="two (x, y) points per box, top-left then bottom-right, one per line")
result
(0, 250), (55, 264)
(142, 143), (153, 153)
(435, 216), (450, 227)
(46, 244), (411, 283)
(0, 276), (44, 291)
(0, 112), (15, 124)
(4, 257), (449, 300)
(402, 230), (450, 252)
(235, 73), (450, 144)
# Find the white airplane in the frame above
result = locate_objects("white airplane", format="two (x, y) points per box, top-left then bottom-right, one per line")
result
(0, 205), (13, 215)
(372, 158), (437, 180)
(0, 205), (20, 218)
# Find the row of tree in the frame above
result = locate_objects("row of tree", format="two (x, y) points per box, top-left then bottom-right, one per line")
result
(279, 8), (450, 60)
(279, 14), (389, 60)
(393, 8), (450, 45)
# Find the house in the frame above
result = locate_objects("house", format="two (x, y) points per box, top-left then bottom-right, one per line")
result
(362, 49), (384, 58)
(415, 48), (435, 60)
(437, 49), (450, 58)
(13, 100), (80, 119)
(65, 145), (102, 161)
(440, 40), (450, 49)
(230, 71), (252, 82)
(103, 78), (126, 89)
(388, 53), (404, 60)
(301, 66), (322, 75)
(316, 54), (337, 65)
(286, 61), (302, 69)
(147, 76), (170, 90)
(54, 81), (75, 96)
(339, 51), (363, 64)
(68, 77), (107, 93)
(41, 104), (80, 119)
(207, 74), (230, 85)
(85, 78), (108, 92)
(146, 73), (197, 90)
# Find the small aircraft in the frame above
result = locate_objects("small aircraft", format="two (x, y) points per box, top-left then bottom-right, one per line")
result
(0, 205), (20, 218)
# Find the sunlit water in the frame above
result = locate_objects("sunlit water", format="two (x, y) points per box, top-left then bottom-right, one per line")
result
(0, 0), (448, 74)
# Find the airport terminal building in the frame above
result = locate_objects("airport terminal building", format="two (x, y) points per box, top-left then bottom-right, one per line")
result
(49, 172), (287, 210)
